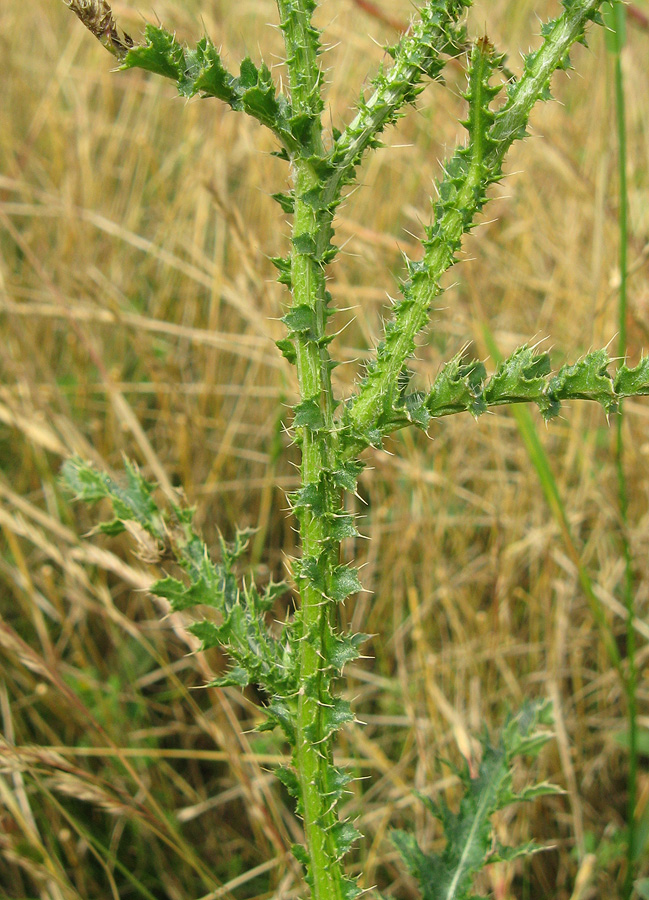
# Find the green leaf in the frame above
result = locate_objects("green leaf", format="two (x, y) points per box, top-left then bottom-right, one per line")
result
(292, 233), (318, 257)
(272, 191), (295, 214)
(330, 820), (360, 861)
(427, 355), (487, 418)
(282, 305), (318, 336)
(393, 700), (558, 900)
(61, 456), (163, 537)
(291, 842), (310, 869)
(150, 576), (190, 608)
(548, 350), (616, 412)
(208, 666), (249, 687)
(293, 482), (327, 517)
(305, 697), (354, 742)
(331, 461), (364, 492)
(275, 337), (297, 364)
(322, 629), (369, 672)
(327, 514), (359, 541)
(614, 357), (649, 397)
(189, 37), (237, 102)
(96, 518), (127, 536)
(276, 765), (301, 800)
(485, 346), (551, 406)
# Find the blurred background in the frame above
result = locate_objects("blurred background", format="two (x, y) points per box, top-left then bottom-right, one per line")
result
(1, 1), (648, 897)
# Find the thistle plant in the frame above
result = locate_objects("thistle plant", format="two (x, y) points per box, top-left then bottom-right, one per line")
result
(60, 1), (647, 897)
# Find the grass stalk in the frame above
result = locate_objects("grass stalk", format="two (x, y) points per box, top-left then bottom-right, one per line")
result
(605, 3), (638, 895)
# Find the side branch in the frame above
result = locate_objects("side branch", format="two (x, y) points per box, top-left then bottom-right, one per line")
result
(62, 1), (302, 153)
(344, 0), (605, 440)
(341, 347), (649, 459)
(326, 0), (470, 204)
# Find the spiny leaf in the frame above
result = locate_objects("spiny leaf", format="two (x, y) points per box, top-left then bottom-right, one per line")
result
(262, 699), (297, 745)
(275, 337), (297, 364)
(326, 513), (359, 541)
(427, 355), (487, 418)
(392, 699), (558, 900)
(208, 666), (249, 688)
(282, 305), (318, 337)
(615, 357), (649, 396)
(292, 482), (328, 518)
(485, 346), (551, 405)
(322, 627), (369, 673)
(272, 191), (295, 214)
(62, 456), (163, 537)
(62, 457), (297, 705)
(121, 24), (185, 79)
(329, 820), (360, 861)
(548, 349), (616, 412)
(276, 765), (301, 800)
(331, 460), (365, 493)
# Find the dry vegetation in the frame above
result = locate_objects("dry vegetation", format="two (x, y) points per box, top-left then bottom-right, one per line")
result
(1, 1), (648, 898)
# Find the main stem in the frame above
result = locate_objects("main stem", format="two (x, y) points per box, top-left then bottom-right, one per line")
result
(276, 2), (349, 896)
(292, 163), (347, 900)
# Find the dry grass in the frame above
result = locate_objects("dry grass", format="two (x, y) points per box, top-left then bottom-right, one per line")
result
(1, 1), (648, 898)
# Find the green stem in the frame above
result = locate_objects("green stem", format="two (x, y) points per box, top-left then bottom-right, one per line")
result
(607, 3), (637, 895)
(276, 3), (349, 896)
(347, 0), (605, 436)
(292, 164), (347, 900)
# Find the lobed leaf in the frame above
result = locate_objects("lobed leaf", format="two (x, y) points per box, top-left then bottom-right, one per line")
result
(62, 458), (297, 706)
(393, 699), (558, 900)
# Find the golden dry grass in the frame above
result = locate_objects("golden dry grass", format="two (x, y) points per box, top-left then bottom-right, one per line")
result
(1, 1), (648, 898)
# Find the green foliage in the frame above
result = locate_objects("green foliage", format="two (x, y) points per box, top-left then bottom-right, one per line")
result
(392, 700), (561, 900)
(58, 1), (642, 898)
(120, 26), (303, 152)
(327, 0), (471, 199)
(61, 457), (299, 704)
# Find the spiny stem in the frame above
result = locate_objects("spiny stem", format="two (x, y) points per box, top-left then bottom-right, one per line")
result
(326, 0), (470, 204)
(347, 0), (605, 437)
(276, 3), (353, 896)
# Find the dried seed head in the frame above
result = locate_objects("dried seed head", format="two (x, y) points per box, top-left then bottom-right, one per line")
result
(64, 0), (135, 57)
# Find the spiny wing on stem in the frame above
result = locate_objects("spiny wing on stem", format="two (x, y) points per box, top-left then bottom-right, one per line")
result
(342, 36), (505, 447)
(340, 348), (649, 457)
(327, 0), (471, 201)
(340, 37), (506, 453)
